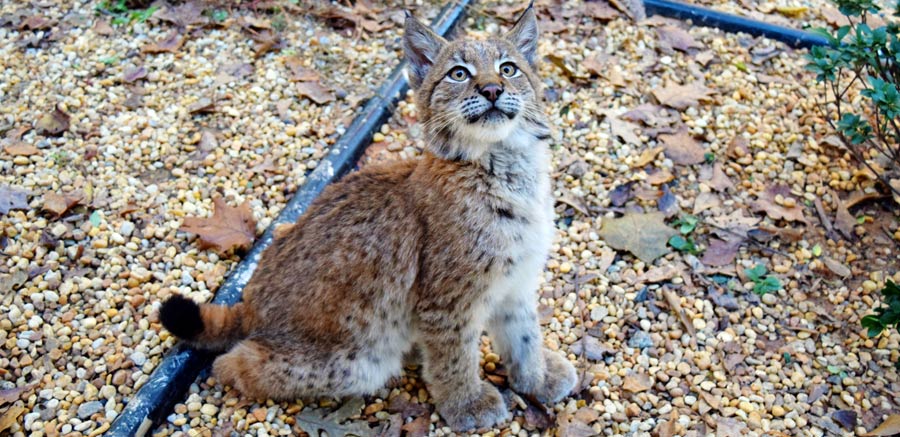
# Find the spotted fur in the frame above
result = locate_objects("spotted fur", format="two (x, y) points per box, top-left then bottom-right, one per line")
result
(159, 4), (576, 431)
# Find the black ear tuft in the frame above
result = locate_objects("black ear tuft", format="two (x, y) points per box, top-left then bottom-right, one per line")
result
(159, 294), (204, 340)
(506, 4), (539, 66)
(403, 12), (446, 89)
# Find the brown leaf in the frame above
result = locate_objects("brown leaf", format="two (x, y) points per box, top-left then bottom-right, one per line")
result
(833, 194), (855, 239)
(693, 192), (721, 214)
(386, 395), (430, 419)
(0, 186), (29, 215)
(142, 31), (183, 54)
(43, 192), (82, 216)
(0, 383), (36, 406)
(581, 2), (619, 20)
(633, 146), (663, 168)
(699, 163), (734, 192)
(4, 142), (39, 156)
(574, 407), (599, 424)
(152, 1), (206, 28)
(656, 410), (680, 437)
(622, 103), (674, 127)
(750, 184), (808, 224)
(646, 169), (674, 185)
(863, 415), (900, 436)
(20, 15), (54, 30)
(821, 6), (851, 27)
(199, 129), (218, 152)
(637, 264), (681, 283)
(556, 409), (596, 437)
(701, 238), (741, 267)
(659, 127), (706, 165)
(297, 81), (336, 105)
(35, 105), (70, 136)
(652, 81), (715, 110)
(807, 384), (829, 404)
(0, 406), (25, 433)
(599, 212), (677, 263)
(400, 416), (429, 437)
(248, 29), (281, 57)
(122, 66), (147, 83)
(218, 62), (254, 80)
(92, 18), (114, 35)
(524, 403), (552, 430)
(823, 257), (851, 277)
(622, 373), (652, 393)
(180, 197), (257, 253)
(607, 114), (642, 146)
(716, 417), (747, 437)
(664, 287), (696, 337)
(658, 25), (703, 52)
(286, 57), (321, 82)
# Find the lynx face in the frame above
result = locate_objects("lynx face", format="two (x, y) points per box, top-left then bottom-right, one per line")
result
(404, 8), (548, 160)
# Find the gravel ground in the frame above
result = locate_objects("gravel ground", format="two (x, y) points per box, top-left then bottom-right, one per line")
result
(3, 0), (899, 437)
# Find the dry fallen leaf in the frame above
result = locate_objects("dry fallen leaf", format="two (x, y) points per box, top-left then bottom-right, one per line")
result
(286, 57), (321, 82)
(663, 287), (696, 337)
(750, 184), (808, 224)
(599, 212), (677, 263)
(297, 81), (336, 105)
(569, 335), (615, 360)
(35, 105), (70, 137)
(92, 18), (114, 35)
(823, 257), (851, 277)
(43, 192), (82, 216)
(3, 142), (39, 156)
(656, 410), (680, 437)
(0, 383), (36, 406)
(863, 415), (900, 436)
(188, 98), (216, 114)
(716, 417), (748, 437)
(122, 66), (147, 83)
(653, 81), (715, 110)
(657, 25), (703, 52)
(0, 406), (25, 433)
(693, 192), (721, 214)
(659, 127), (706, 165)
(180, 197), (257, 254)
(699, 163), (734, 192)
(701, 238), (741, 267)
(0, 186), (29, 215)
(833, 192), (856, 239)
(632, 146), (663, 169)
(581, 1), (619, 21)
(622, 372), (652, 393)
(142, 31), (183, 54)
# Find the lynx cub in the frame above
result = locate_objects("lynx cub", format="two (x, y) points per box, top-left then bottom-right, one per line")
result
(159, 5), (576, 430)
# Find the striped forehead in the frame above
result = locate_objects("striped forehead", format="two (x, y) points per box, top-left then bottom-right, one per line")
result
(452, 41), (508, 65)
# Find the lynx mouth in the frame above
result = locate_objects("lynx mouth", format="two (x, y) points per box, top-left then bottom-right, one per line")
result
(468, 107), (516, 123)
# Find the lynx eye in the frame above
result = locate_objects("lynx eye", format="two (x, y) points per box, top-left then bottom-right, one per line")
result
(499, 62), (518, 78)
(446, 66), (471, 82)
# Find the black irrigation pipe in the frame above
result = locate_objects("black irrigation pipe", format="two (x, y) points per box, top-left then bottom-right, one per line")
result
(645, 0), (829, 48)
(106, 2), (471, 435)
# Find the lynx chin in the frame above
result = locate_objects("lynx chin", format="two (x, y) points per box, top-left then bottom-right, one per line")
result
(159, 4), (576, 431)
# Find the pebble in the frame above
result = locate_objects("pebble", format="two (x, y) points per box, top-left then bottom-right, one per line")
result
(77, 401), (104, 419)
(627, 330), (653, 349)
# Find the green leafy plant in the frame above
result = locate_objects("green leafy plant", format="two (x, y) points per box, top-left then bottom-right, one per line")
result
(672, 214), (699, 234)
(806, 0), (900, 200)
(96, 0), (158, 26)
(745, 264), (782, 295)
(669, 235), (700, 254)
(861, 280), (900, 337)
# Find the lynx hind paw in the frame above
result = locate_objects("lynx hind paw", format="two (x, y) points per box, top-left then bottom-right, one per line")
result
(438, 382), (510, 431)
(534, 349), (578, 404)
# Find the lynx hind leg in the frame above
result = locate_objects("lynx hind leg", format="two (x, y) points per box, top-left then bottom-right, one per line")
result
(212, 339), (382, 400)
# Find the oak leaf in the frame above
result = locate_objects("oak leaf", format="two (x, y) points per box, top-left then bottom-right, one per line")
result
(652, 81), (715, 110)
(622, 372), (652, 393)
(180, 197), (257, 253)
(297, 81), (336, 105)
(750, 184), (808, 224)
(286, 56), (321, 82)
(295, 398), (373, 437)
(3, 142), (39, 156)
(43, 192), (82, 216)
(142, 31), (183, 54)
(657, 25), (703, 52)
(35, 105), (70, 137)
(599, 212), (677, 263)
(659, 127), (706, 165)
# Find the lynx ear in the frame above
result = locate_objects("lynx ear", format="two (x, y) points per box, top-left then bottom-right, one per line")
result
(403, 12), (446, 89)
(506, 3), (539, 66)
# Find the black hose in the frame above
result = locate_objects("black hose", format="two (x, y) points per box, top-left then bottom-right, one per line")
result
(105, 2), (471, 435)
(645, 0), (829, 48)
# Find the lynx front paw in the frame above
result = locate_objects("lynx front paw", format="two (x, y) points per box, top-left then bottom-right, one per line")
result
(438, 381), (510, 431)
(514, 349), (577, 404)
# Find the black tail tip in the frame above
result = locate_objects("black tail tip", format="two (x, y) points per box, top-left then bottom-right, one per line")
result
(159, 294), (204, 339)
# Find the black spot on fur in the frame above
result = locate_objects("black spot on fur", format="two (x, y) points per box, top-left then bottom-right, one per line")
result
(159, 294), (203, 340)
(494, 207), (515, 220)
(521, 335), (531, 344)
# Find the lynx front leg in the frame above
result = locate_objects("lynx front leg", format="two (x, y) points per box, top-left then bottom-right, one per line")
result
(488, 280), (577, 404)
(418, 310), (509, 431)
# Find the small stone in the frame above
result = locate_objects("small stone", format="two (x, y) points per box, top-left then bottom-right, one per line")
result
(82, 317), (97, 329)
(77, 401), (104, 419)
(862, 280), (878, 292)
(772, 405), (786, 417)
(762, 293), (777, 305)
(129, 351), (146, 366)
(200, 404), (218, 416)
(559, 262), (572, 274)
(627, 330), (653, 349)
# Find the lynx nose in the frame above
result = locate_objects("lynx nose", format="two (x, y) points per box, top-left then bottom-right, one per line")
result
(478, 83), (504, 102)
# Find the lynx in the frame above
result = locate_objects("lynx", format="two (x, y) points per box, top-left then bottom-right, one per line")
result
(159, 5), (576, 430)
